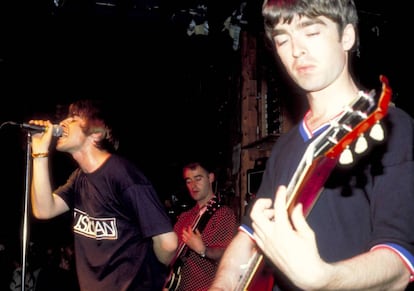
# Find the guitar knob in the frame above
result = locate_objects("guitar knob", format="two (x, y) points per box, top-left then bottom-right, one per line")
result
(369, 122), (384, 141)
(355, 134), (368, 154)
(339, 146), (353, 165)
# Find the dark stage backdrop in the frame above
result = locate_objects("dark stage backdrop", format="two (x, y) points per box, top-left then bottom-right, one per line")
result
(0, 0), (410, 266)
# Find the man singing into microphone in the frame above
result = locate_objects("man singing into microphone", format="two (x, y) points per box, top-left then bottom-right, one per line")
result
(29, 99), (178, 291)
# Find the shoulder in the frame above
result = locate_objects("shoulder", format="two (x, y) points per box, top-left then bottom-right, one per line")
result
(217, 204), (236, 213)
(266, 122), (305, 167)
(106, 154), (151, 183)
(176, 205), (198, 221)
(270, 123), (304, 156)
(383, 105), (414, 142)
(386, 105), (414, 127)
(377, 105), (414, 164)
(214, 204), (237, 220)
(277, 123), (302, 143)
(107, 154), (137, 168)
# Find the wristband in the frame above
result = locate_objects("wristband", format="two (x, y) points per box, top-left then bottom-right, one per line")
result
(32, 152), (49, 158)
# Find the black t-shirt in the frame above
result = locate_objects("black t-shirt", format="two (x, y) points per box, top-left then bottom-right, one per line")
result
(56, 154), (173, 291)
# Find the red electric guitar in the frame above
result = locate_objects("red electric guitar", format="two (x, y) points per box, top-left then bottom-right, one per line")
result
(234, 75), (392, 291)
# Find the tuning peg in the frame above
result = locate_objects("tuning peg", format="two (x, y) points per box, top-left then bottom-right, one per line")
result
(355, 134), (368, 154)
(369, 121), (384, 141)
(339, 146), (354, 165)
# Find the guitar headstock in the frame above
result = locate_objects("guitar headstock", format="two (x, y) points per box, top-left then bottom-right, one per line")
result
(315, 75), (392, 164)
(205, 196), (222, 215)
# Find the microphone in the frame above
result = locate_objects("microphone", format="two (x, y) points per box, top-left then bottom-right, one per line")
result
(8, 121), (63, 137)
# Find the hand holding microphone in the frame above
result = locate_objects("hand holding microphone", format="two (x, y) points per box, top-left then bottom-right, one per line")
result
(7, 121), (63, 137)
(23, 120), (61, 159)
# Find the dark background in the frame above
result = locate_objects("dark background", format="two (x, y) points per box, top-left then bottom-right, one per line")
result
(0, 0), (410, 261)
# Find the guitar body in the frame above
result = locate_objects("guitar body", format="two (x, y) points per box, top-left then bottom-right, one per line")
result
(251, 269), (274, 291)
(163, 261), (182, 291)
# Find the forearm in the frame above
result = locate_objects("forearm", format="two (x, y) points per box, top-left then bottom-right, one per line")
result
(153, 231), (178, 265)
(30, 157), (56, 218)
(209, 231), (257, 291)
(315, 248), (410, 291)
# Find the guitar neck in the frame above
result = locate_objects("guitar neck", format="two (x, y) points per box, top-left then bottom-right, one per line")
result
(286, 154), (338, 216)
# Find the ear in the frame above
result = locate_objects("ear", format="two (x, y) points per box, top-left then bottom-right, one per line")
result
(91, 131), (104, 145)
(341, 23), (356, 51)
(208, 172), (215, 183)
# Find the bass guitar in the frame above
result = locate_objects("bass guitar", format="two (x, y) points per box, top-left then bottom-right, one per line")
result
(163, 196), (221, 291)
(234, 75), (392, 291)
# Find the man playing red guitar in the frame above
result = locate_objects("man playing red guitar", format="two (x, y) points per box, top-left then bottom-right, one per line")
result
(164, 161), (238, 291)
(209, 0), (414, 290)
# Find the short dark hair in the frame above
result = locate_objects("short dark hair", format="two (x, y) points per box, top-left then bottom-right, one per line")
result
(68, 99), (119, 152)
(182, 160), (215, 177)
(262, 0), (359, 52)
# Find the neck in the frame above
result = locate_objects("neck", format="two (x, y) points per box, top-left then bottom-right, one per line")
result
(74, 150), (111, 173)
(197, 193), (215, 208)
(306, 78), (359, 131)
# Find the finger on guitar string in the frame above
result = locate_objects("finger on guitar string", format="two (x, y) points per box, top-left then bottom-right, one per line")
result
(273, 186), (292, 227)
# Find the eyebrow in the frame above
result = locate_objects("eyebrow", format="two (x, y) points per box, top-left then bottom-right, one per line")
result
(184, 174), (204, 181)
(272, 17), (326, 37)
(68, 112), (80, 117)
